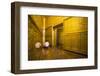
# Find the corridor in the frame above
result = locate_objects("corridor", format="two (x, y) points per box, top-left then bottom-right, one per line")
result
(28, 15), (88, 60)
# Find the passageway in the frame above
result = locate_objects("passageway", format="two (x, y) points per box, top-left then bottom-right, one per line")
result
(28, 15), (88, 60)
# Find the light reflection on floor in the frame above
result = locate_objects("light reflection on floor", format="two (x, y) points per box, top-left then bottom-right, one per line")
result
(28, 48), (87, 60)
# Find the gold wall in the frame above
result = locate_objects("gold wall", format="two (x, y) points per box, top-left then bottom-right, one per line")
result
(62, 17), (88, 54)
(31, 15), (43, 30)
(45, 26), (52, 47)
(45, 16), (69, 47)
(28, 16), (42, 60)
(46, 16), (88, 55)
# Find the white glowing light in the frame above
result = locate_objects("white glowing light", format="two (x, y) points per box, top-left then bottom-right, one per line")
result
(35, 42), (41, 48)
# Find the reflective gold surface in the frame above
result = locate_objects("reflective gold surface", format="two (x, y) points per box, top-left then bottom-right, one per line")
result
(28, 15), (88, 60)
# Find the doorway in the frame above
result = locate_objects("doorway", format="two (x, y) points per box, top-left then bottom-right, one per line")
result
(53, 23), (63, 48)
